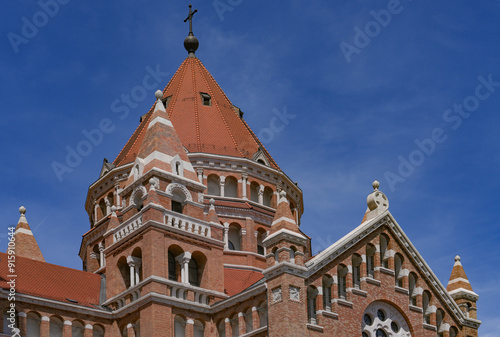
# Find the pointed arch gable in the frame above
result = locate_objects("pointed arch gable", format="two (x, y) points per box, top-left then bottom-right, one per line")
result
(305, 211), (479, 330)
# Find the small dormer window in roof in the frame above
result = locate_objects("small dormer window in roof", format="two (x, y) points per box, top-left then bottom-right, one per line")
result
(200, 93), (211, 106)
(162, 95), (172, 109)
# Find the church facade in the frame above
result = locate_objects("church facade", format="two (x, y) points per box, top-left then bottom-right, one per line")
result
(0, 9), (481, 337)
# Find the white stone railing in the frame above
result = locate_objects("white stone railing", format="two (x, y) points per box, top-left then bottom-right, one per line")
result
(107, 286), (141, 310)
(164, 210), (211, 238)
(114, 213), (143, 243)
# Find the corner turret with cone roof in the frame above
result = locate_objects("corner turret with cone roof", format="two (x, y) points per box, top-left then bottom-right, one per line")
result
(13, 206), (45, 262)
(262, 191), (309, 337)
(447, 255), (479, 319)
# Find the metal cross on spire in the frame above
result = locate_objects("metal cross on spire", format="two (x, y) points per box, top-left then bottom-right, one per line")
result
(184, 4), (198, 36)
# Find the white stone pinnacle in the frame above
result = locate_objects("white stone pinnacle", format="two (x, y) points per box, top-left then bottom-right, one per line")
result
(155, 90), (163, 100)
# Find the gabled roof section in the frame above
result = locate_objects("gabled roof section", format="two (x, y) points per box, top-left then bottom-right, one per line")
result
(113, 57), (279, 170)
(307, 210), (480, 329)
(0, 252), (101, 308)
(224, 267), (264, 297)
(306, 182), (480, 329)
(13, 206), (44, 262)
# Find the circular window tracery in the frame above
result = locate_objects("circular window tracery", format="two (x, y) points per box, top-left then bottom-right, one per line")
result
(361, 301), (411, 337)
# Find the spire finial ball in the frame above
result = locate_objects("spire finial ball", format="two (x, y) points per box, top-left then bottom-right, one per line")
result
(280, 190), (287, 199)
(155, 90), (163, 100)
(111, 205), (117, 213)
(455, 255), (461, 262)
(19, 206), (26, 215)
(373, 180), (380, 191)
(209, 198), (215, 206)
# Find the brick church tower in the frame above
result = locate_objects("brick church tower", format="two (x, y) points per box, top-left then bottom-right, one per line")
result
(78, 6), (303, 336)
(1, 6), (481, 337)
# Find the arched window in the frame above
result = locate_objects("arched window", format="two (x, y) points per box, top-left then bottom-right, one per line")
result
(117, 256), (131, 289)
(409, 273), (418, 306)
(338, 264), (348, 300)
(366, 244), (376, 278)
(171, 189), (186, 214)
(189, 258), (199, 287)
(258, 302), (268, 328)
(207, 175), (221, 196)
(168, 251), (177, 281)
(449, 326), (459, 337)
(175, 161), (182, 176)
(263, 187), (273, 207)
(217, 320), (226, 337)
(72, 320), (85, 337)
(362, 301), (411, 336)
(322, 275), (333, 312)
(256, 229), (266, 255)
(3, 310), (19, 335)
(380, 234), (390, 268)
(423, 291), (432, 324)
(230, 315), (239, 337)
(289, 246), (297, 264)
(224, 176), (238, 198)
(436, 309), (445, 336)
(193, 320), (204, 337)
(250, 182), (259, 203)
(228, 224), (242, 251)
(93, 244), (101, 269)
(107, 192), (114, 210)
(272, 247), (279, 264)
(174, 316), (186, 337)
(27, 312), (41, 337)
(132, 247), (143, 284)
(307, 286), (318, 324)
(50, 316), (63, 337)
(465, 302), (472, 317)
(244, 308), (253, 333)
(352, 254), (362, 289)
(99, 199), (106, 219)
(133, 189), (145, 211)
(134, 164), (140, 180)
(394, 253), (404, 287)
(93, 325), (105, 337)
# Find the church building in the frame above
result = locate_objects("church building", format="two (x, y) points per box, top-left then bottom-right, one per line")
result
(0, 6), (481, 337)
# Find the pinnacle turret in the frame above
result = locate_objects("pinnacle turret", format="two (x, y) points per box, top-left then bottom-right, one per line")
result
(13, 206), (45, 262)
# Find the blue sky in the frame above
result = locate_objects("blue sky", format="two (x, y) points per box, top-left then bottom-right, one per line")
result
(2, 0), (499, 334)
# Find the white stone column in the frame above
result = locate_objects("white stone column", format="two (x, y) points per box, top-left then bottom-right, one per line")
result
(128, 261), (135, 287)
(258, 185), (264, 204)
(105, 199), (111, 216)
(176, 252), (192, 284)
(220, 176), (226, 197)
(94, 201), (99, 222)
(115, 183), (121, 208)
(223, 223), (229, 250)
(98, 242), (105, 267)
(127, 256), (142, 287)
(241, 173), (248, 200)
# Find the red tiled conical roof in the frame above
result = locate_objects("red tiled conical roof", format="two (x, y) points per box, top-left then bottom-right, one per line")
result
(113, 57), (278, 169)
